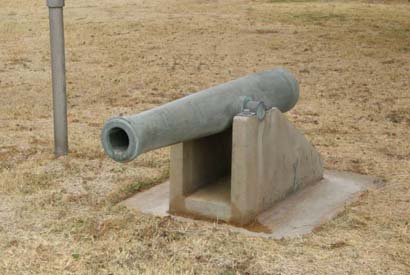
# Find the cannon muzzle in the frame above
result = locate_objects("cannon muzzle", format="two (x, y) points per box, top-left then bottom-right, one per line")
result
(102, 68), (299, 162)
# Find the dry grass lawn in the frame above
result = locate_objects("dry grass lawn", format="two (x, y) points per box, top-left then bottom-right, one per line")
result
(0, 0), (409, 273)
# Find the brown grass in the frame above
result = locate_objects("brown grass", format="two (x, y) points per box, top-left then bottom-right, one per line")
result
(0, 0), (409, 273)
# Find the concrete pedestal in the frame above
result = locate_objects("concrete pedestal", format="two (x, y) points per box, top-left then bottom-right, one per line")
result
(169, 108), (324, 225)
(121, 108), (379, 238)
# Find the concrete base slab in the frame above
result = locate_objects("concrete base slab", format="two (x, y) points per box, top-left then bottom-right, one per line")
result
(121, 170), (379, 238)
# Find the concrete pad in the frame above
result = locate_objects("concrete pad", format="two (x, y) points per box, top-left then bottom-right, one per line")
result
(121, 170), (379, 239)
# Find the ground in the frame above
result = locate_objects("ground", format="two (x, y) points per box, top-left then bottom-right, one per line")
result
(0, 0), (409, 273)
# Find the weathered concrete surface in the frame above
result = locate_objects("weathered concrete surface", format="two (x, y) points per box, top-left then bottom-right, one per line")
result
(183, 177), (231, 221)
(169, 108), (323, 225)
(231, 108), (324, 224)
(255, 170), (378, 238)
(121, 170), (379, 239)
(122, 182), (170, 217)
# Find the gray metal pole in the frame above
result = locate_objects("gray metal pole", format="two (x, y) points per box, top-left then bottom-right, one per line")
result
(47, 0), (68, 156)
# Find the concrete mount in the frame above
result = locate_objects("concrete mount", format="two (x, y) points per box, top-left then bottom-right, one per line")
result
(169, 108), (324, 226)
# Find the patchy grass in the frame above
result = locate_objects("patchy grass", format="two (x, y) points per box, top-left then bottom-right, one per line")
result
(0, 0), (409, 274)
(106, 167), (169, 205)
(268, 0), (318, 3)
(251, 1), (410, 52)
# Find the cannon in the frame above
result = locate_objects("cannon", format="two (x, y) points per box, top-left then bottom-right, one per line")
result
(102, 68), (375, 235)
(102, 68), (330, 227)
(101, 68), (299, 162)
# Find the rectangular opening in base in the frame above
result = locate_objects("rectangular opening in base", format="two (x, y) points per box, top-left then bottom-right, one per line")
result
(181, 129), (233, 220)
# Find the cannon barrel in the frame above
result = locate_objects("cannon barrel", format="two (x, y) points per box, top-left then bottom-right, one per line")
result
(102, 68), (299, 162)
